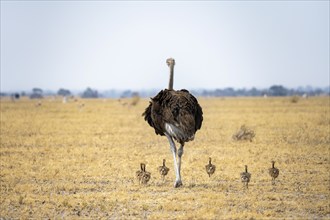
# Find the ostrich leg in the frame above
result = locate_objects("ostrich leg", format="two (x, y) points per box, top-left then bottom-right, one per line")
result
(165, 133), (182, 187)
(177, 144), (184, 185)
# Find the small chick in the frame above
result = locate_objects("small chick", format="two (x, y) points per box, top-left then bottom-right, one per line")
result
(205, 157), (216, 177)
(269, 161), (279, 185)
(136, 163), (145, 183)
(240, 165), (251, 189)
(140, 164), (151, 184)
(158, 159), (170, 181)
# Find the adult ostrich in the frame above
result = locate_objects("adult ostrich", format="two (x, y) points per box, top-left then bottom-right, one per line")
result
(142, 58), (203, 187)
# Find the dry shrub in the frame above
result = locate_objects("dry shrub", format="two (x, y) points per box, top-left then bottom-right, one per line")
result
(232, 125), (255, 142)
(118, 92), (140, 107)
(290, 96), (300, 103)
(130, 94), (140, 106)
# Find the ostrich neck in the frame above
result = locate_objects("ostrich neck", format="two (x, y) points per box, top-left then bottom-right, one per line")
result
(168, 64), (174, 90)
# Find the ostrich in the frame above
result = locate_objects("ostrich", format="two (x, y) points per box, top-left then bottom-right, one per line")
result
(158, 159), (170, 181)
(269, 161), (279, 185)
(241, 165), (251, 189)
(205, 157), (216, 177)
(142, 58), (203, 187)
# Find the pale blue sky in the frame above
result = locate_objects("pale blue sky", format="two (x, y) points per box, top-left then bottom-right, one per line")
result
(1, 1), (329, 91)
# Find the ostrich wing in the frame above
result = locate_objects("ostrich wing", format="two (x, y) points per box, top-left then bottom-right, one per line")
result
(142, 89), (203, 143)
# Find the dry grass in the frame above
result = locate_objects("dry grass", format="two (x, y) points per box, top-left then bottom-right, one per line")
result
(0, 96), (329, 219)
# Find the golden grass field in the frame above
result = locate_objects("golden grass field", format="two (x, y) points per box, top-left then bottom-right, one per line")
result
(1, 96), (329, 219)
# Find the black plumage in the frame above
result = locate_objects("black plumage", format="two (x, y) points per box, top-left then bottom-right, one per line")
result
(143, 89), (203, 145)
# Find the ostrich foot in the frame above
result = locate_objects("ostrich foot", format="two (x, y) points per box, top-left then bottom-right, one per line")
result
(174, 180), (182, 188)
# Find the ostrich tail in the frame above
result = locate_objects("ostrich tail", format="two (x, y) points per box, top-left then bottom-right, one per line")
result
(165, 123), (185, 141)
(165, 122), (195, 143)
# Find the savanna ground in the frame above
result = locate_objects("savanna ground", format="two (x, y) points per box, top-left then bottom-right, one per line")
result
(0, 96), (329, 219)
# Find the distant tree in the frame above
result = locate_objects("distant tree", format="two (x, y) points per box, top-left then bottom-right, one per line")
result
(248, 87), (262, 96)
(82, 87), (98, 98)
(268, 85), (288, 96)
(32, 88), (43, 94)
(236, 88), (247, 96)
(30, 88), (43, 99)
(30, 93), (43, 99)
(121, 90), (132, 98)
(57, 88), (71, 96)
(212, 88), (234, 96)
(313, 88), (324, 96)
(130, 92), (140, 106)
(202, 90), (210, 97)
(214, 89), (222, 97)
(223, 87), (236, 96)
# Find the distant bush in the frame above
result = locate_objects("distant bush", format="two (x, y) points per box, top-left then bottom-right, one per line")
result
(82, 87), (98, 98)
(30, 93), (43, 99)
(130, 92), (140, 106)
(57, 88), (71, 97)
(30, 88), (43, 99)
(269, 85), (288, 96)
(290, 96), (299, 103)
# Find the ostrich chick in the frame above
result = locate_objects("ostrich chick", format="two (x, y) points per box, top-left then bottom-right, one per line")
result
(205, 157), (216, 177)
(158, 159), (170, 181)
(269, 161), (279, 185)
(140, 164), (151, 184)
(241, 165), (251, 189)
(136, 163), (145, 183)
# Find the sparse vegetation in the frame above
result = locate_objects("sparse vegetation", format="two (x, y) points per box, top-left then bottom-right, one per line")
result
(232, 125), (256, 142)
(290, 95), (300, 103)
(0, 97), (329, 219)
(130, 93), (140, 106)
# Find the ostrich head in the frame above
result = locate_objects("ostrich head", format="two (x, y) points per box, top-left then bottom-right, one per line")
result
(166, 58), (175, 67)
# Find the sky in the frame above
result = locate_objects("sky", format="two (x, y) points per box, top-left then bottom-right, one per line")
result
(1, 0), (329, 92)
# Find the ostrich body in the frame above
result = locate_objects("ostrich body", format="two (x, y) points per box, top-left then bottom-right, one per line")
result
(269, 161), (279, 185)
(205, 157), (216, 177)
(241, 165), (251, 188)
(142, 58), (203, 187)
(158, 159), (170, 181)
